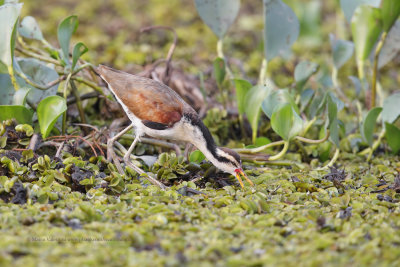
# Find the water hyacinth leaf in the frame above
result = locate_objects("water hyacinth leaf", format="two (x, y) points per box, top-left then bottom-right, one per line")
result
(57, 15), (78, 65)
(327, 94), (340, 146)
(340, 0), (381, 23)
(37, 95), (67, 138)
(351, 5), (382, 63)
(294, 61), (319, 90)
(0, 2), (23, 72)
(245, 84), (272, 143)
(378, 20), (400, 69)
(213, 57), (225, 88)
(18, 16), (44, 41)
(194, 0), (240, 39)
(263, 0), (299, 60)
(361, 107), (382, 146)
(233, 79), (252, 115)
(0, 73), (17, 104)
(300, 88), (314, 112)
(261, 89), (298, 118)
(0, 105), (33, 124)
(329, 34), (354, 70)
(385, 122), (400, 154)
(189, 150), (205, 164)
(381, 0), (400, 32)
(71, 42), (88, 71)
(271, 103), (303, 141)
(381, 93), (400, 123)
(12, 87), (30, 105)
(17, 58), (60, 104)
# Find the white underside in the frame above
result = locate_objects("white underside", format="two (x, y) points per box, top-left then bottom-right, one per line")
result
(104, 81), (237, 174)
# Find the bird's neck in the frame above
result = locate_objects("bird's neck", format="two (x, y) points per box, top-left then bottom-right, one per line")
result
(183, 113), (226, 168)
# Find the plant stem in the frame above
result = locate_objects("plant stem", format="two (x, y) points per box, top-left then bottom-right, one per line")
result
(235, 140), (285, 154)
(295, 130), (330, 144)
(8, 65), (19, 90)
(301, 117), (317, 136)
(268, 141), (289, 161)
(69, 80), (87, 125)
(367, 128), (386, 162)
(371, 31), (387, 108)
(258, 58), (268, 85)
(71, 77), (104, 94)
(216, 38), (233, 78)
(323, 147), (340, 168)
(62, 73), (72, 135)
(15, 47), (61, 66)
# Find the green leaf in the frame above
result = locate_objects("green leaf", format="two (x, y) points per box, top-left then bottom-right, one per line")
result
(340, 0), (381, 22)
(0, 2), (22, 72)
(300, 88), (314, 112)
(0, 105), (33, 124)
(263, 0), (299, 60)
(72, 42), (88, 71)
(294, 61), (319, 91)
(0, 73), (17, 104)
(12, 86), (30, 105)
(57, 15), (78, 65)
(361, 107), (382, 146)
(255, 137), (271, 147)
(194, 0), (240, 39)
(381, 93), (400, 123)
(351, 5), (382, 65)
(271, 103), (303, 141)
(261, 89), (298, 118)
(37, 95), (67, 138)
(245, 84), (272, 143)
(327, 94), (340, 146)
(329, 34), (354, 70)
(381, 0), (400, 32)
(378, 20), (400, 69)
(233, 79), (252, 115)
(18, 16), (44, 41)
(213, 57), (225, 88)
(189, 150), (205, 164)
(385, 122), (400, 154)
(17, 58), (60, 104)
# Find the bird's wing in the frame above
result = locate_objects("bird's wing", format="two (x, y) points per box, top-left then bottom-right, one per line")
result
(97, 65), (190, 128)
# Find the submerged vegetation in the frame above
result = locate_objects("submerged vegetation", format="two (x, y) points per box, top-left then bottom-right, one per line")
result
(1, 0), (400, 265)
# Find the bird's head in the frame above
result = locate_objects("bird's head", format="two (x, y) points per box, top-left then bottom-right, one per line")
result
(214, 147), (254, 188)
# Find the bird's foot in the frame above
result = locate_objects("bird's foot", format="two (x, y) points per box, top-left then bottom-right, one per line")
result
(124, 158), (167, 190)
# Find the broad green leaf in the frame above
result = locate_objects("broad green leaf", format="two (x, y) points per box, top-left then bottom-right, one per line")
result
(194, 0), (240, 39)
(271, 103), (303, 141)
(12, 87), (30, 105)
(351, 5), (382, 65)
(378, 20), (400, 69)
(294, 61), (319, 90)
(57, 15), (78, 65)
(300, 88), (314, 112)
(255, 137), (271, 147)
(0, 2), (22, 72)
(18, 16), (44, 41)
(213, 57), (225, 88)
(340, 0), (381, 22)
(189, 150), (205, 163)
(263, 0), (299, 60)
(381, 0), (400, 32)
(37, 95), (67, 138)
(361, 107), (382, 146)
(329, 34), (354, 70)
(327, 94), (340, 146)
(0, 105), (33, 124)
(0, 73), (16, 104)
(245, 84), (272, 143)
(261, 89), (298, 118)
(72, 42), (88, 71)
(17, 58), (60, 104)
(233, 79), (252, 115)
(381, 93), (400, 123)
(385, 122), (400, 154)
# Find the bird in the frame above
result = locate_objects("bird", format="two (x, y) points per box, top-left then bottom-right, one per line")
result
(97, 65), (253, 189)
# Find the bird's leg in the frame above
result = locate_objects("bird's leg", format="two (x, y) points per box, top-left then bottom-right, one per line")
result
(123, 134), (167, 190)
(107, 125), (133, 174)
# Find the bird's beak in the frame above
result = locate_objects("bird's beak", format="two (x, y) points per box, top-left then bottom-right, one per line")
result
(234, 168), (254, 188)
